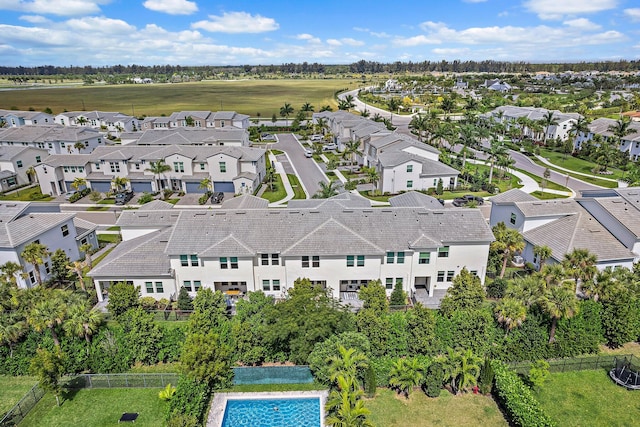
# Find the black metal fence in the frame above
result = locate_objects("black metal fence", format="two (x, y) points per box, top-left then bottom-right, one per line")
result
(507, 354), (635, 375)
(0, 373), (179, 426)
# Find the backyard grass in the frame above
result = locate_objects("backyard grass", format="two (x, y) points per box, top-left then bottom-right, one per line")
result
(366, 388), (508, 427)
(97, 233), (121, 244)
(92, 248), (114, 266)
(0, 376), (38, 416)
(0, 79), (358, 117)
(260, 175), (287, 203)
(531, 191), (569, 200)
(0, 186), (53, 202)
(20, 388), (167, 427)
(539, 148), (625, 180)
(599, 342), (640, 358)
(535, 369), (640, 427)
(287, 174), (307, 199)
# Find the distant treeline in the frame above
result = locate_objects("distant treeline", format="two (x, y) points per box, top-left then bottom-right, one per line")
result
(1, 59), (640, 77)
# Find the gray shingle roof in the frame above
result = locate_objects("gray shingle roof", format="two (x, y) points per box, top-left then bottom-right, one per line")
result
(221, 195), (268, 209)
(0, 146), (46, 160)
(0, 125), (100, 143)
(389, 191), (443, 208)
(132, 128), (247, 145)
(116, 209), (180, 227)
(2, 212), (75, 247)
(489, 189), (538, 204)
(515, 199), (580, 217)
(287, 192), (372, 209)
(138, 200), (175, 211)
(73, 217), (97, 238)
(41, 154), (92, 167)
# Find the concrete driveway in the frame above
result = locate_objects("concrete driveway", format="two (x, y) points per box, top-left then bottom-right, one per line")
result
(272, 134), (328, 198)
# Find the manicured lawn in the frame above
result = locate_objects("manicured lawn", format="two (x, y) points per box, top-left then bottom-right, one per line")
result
(535, 370), (640, 427)
(92, 248), (114, 266)
(599, 342), (640, 359)
(531, 191), (569, 200)
(0, 186), (53, 202)
(287, 174), (307, 199)
(539, 148), (625, 180)
(0, 376), (38, 416)
(261, 175), (287, 203)
(366, 388), (508, 427)
(0, 79), (357, 117)
(97, 199), (115, 204)
(513, 167), (570, 191)
(97, 233), (121, 244)
(87, 206), (110, 211)
(20, 388), (167, 427)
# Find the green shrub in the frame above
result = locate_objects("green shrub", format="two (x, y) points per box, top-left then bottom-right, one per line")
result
(364, 365), (377, 398)
(486, 278), (507, 299)
(491, 360), (555, 427)
(478, 358), (494, 394)
(198, 193), (210, 205)
(369, 356), (396, 387)
(422, 361), (443, 398)
(138, 192), (154, 204)
(68, 187), (90, 203)
(166, 375), (211, 423)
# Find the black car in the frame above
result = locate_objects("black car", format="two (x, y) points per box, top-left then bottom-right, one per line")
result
(211, 191), (224, 204)
(452, 194), (484, 207)
(114, 190), (134, 205)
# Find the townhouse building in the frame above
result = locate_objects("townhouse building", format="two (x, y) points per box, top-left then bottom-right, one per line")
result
(489, 189), (638, 271)
(34, 144), (266, 196)
(0, 146), (49, 191)
(0, 125), (104, 155)
(574, 117), (640, 161)
(89, 192), (494, 309)
(0, 201), (97, 289)
(314, 111), (459, 193)
(120, 127), (250, 147)
(0, 109), (54, 127)
(54, 111), (140, 133)
(486, 106), (582, 141)
(140, 111), (250, 130)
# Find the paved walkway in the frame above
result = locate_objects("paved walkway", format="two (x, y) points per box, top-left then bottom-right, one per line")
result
(267, 152), (295, 207)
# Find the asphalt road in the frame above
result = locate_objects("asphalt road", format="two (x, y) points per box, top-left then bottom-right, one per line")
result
(273, 134), (328, 198)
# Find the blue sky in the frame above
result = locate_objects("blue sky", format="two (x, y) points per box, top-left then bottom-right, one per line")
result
(0, 0), (639, 66)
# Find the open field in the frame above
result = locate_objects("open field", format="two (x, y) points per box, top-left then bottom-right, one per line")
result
(535, 369), (640, 427)
(0, 79), (359, 117)
(20, 388), (167, 427)
(0, 376), (38, 416)
(366, 388), (508, 427)
(599, 342), (640, 358)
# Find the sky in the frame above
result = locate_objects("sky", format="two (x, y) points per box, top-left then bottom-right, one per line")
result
(0, 0), (639, 67)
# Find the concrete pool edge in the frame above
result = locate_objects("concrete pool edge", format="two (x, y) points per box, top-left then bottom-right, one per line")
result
(207, 389), (329, 427)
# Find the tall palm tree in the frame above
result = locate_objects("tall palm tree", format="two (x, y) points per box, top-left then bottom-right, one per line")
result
(494, 298), (527, 335)
(314, 180), (340, 199)
(0, 261), (23, 287)
(64, 302), (103, 344)
(594, 141), (619, 172)
(363, 166), (380, 193)
(542, 284), (578, 343)
(607, 118), (637, 145)
(79, 243), (93, 269)
(409, 114), (428, 142)
(145, 159), (171, 191)
(388, 358), (425, 398)
(328, 345), (368, 385)
(279, 103), (294, 126)
(487, 138), (508, 184)
(76, 116), (88, 126)
(562, 248), (597, 292)
(506, 275), (546, 308)
(490, 222), (524, 278)
(28, 296), (67, 346)
(533, 245), (553, 271)
(74, 141), (86, 153)
(440, 97), (455, 118)
(540, 111), (559, 145)
(300, 102), (314, 118)
(21, 242), (50, 287)
(66, 260), (86, 291)
(111, 176), (129, 193)
(198, 177), (212, 193)
(342, 140), (362, 165)
(540, 263), (566, 288)
(71, 177), (86, 191)
(0, 313), (28, 357)
(569, 117), (590, 141)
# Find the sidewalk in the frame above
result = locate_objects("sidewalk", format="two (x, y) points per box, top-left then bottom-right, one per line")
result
(267, 152), (295, 207)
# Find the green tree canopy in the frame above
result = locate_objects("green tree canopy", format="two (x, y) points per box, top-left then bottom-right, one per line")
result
(439, 268), (485, 316)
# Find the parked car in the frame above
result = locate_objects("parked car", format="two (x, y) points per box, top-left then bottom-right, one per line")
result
(115, 190), (134, 205)
(310, 134), (323, 142)
(211, 191), (224, 204)
(261, 133), (276, 141)
(452, 194), (484, 207)
(304, 149), (313, 158)
(437, 198), (445, 206)
(64, 190), (78, 200)
(322, 143), (338, 151)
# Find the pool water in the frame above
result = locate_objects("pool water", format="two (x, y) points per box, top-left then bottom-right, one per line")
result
(221, 397), (321, 427)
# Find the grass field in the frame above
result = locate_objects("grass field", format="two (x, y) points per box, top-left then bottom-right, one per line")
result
(0, 79), (358, 117)
(535, 370), (640, 427)
(287, 174), (307, 199)
(20, 388), (167, 427)
(261, 175), (286, 203)
(0, 376), (38, 416)
(0, 186), (53, 202)
(539, 148), (625, 180)
(366, 388), (508, 427)
(599, 342), (640, 358)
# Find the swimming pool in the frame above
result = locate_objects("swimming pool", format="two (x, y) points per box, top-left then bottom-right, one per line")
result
(221, 397), (321, 427)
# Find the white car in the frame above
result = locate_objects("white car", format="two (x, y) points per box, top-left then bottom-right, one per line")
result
(310, 134), (323, 142)
(322, 143), (337, 151)
(304, 149), (314, 158)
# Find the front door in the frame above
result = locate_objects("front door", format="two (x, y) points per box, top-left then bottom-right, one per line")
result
(171, 179), (181, 191)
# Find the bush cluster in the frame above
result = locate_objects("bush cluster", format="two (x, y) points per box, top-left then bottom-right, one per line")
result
(68, 187), (90, 202)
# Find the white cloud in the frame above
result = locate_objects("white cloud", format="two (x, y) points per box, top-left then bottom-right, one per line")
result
(143, 0), (197, 15)
(191, 11), (279, 34)
(353, 27), (390, 38)
(432, 47), (471, 55)
(66, 17), (136, 34)
(394, 35), (441, 47)
(326, 39), (342, 46)
(624, 8), (640, 22)
(326, 37), (364, 47)
(523, 0), (618, 20)
(563, 18), (601, 30)
(295, 33), (321, 44)
(0, 0), (110, 16)
(19, 15), (51, 24)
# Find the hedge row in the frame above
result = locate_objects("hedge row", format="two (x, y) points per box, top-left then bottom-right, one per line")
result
(491, 360), (555, 427)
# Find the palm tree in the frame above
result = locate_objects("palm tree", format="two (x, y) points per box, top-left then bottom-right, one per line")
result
(0, 261), (23, 287)
(594, 141), (619, 172)
(506, 275), (546, 308)
(71, 177), (86, 191)
(409, 114), (427, 141)
(442, 348), (481, 394)
(495, 298), (527, 335)
(21, 242), (50, 287)
(198, 177), (212, 193)
(363, 166), (380, 194)
(533, 245), (552, 271)
(540, 111), (559, 145)
(319, 105), (333, 112)
(490, 222), (524, 278)
(64, 303), (103, 344)
(26, 166), (37, 184)
(562, 248), (597, 292)
(542, 284), (578, 343)
(301, 102), (314, 118)
(388, 358), (425, 398)
(314, 180), (340, 199)
(66, 260), (86, 291)
(487, 138), (508, 184)
(540, 263), (567, 288)
(328, 345), (368, 385)
(0, 313), (28, 357)
(326, 375), (373, 427)
(342, 140), (362, 165)
(569, 117), (590, 141)
(76, 116), (88, 126)
(279, 103), (294, 126)
(429, 122), (454, 149)
(74, 141), (86, 153)
(79, 243), (93, 269)
(28, 296), (67, 346)
(440, 97), (456, 118)
(607, 118), (637, 145)
(145, 159), (171, 191)
(111, 176), (129, 193)
(360, 109), (370, 118)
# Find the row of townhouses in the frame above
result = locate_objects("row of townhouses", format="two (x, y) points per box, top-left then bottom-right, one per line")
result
(484, 106), (582, 141)
(35, 144), (266, 196)
(314, 111), (460, 193)
(0, 201), (98, 289)
(575, 117), (640, 161)
(490, 187), (640, 271)
(0, 125), (104, 155)
(0, 146), (48, 191)
(88, 192), (494, 309)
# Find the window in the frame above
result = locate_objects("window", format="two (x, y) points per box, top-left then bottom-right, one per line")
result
(95, 162), (101, 170)
(146, 282), (154, 293)
(438, 246), (449, 258)
(190, 255), (199, 266)
(44, 262), (50, 274)
(180, 255), (188, 266)
(61, 224), (69, 237)
(78, 166), (83, 172)
(510, 213), (517, 225)
(263, 279), (270, 291)
(220, 257), (228, 269)
(419, 252), (430, 264)
(272, 254), (279, 266)
(155, 282), (164, 293)
(193, 281), (201, 291)
(406, 180), (413, 189)
(447, 271), (455, 281)
(347, 255), (354, 267)
(302, 256), (310, 268)
(219, 161), (226, 173)
(109, 162), (120, 173)
(357, 255), (365, 267)
(312, 256), (320, 268)
(386, 278), (393, 289)
(230, 257), (238, 269)
(397, 252), (405, 264)
(200, 163), (206, 171)
(29, 271), (35, 285)
(272, 279), (280, 291)
(261, 254), (269, 265)
(387, 251), (394, 264)
(16, 160), (23, 168)
(183, 281), (192, 291)
(437, 271), (445, 282)
(36, 156), (41, 163)
(135, 163), (140, 170)
(470, 271), (478, 276)
(406, 164), (413, 172)
(173, 162), (184, 173)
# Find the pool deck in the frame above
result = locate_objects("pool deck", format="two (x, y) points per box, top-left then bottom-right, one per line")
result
(207, 390), (329, 427)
